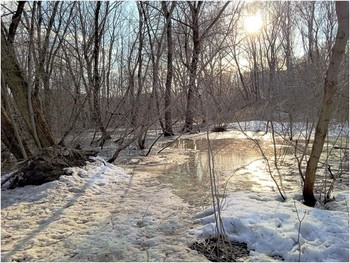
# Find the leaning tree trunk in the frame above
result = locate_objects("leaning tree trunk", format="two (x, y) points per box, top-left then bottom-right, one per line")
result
(1, 106), (31, 159)
(1, 11), (56, 149)
(1, 37), (55, 148)
(303, 1), (349, 207)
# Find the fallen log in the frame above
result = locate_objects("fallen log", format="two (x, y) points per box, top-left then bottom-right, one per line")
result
(3, 146), (98, 189)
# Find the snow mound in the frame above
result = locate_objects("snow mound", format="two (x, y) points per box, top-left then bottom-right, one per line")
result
(189, 191), (349, 262)
(58, 161), (130, 190)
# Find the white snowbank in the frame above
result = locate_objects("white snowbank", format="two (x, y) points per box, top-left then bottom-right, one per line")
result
(188, 191), (349, 262)
(228, 120), (349, 138)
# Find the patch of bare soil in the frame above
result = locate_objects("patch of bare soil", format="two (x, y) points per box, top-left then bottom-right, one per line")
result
(190, 236), (250, 262)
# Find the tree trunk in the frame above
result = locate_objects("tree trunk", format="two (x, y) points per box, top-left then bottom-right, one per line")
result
(128, 4), (145, 129)
(303, 1), (349, 207)
(182, 1), (229, 132)
(34, 1), (60, 122)
(183, 2), (202, 132)
(1, 106), (31, 160)
(162, 2), (176, 136)
(7, 1), (26, 45)
(141, 3), (165, 133)
(92, 1), (110, 145)
(1, 24), (55, 148)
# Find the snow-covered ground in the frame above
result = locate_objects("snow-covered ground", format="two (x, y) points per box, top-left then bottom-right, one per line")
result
(1, 159), (208, 262)
(183, 123), (349, 262)
(227, 120), (349, 138)
(188, 190), (349, 262)
(1, 123), (348, 262)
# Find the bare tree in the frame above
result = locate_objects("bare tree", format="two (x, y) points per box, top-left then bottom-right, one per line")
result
(162, 1), (177, 136)
(182, 1), (202, 132)
(182, 1), (230, 132)
(92, 1), (110, 146)
(1, 1), (55, 150)
(31, 1), (60, 121)
(303, 1), (348, 207)
(140, 2), (166, 133)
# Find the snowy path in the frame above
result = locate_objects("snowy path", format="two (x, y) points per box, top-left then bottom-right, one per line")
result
(1, 161), (207, 262)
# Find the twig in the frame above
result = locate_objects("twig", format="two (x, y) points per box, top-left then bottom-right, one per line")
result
(157, 132), (184, 154)
(234, 118), (286, 200)
(145, 132), (163, 156)
(294, 200), (306, 262)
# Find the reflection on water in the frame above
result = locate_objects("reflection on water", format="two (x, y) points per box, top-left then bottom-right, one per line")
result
(158, 138), (302, 208)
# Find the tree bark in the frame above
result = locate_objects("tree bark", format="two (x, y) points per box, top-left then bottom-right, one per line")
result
(182, 1), (229, 132)
(1, 106), (31, 160)
(7, 1), (26, 45)
(183, 1), (202, 132)
(1, 6), (55, 148)
(92, 1), (110, 145)
(162, 2), (176, 136)
(303, 1), (349, 207)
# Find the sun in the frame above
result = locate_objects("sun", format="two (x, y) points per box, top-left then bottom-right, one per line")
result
(244, 12), (263, 34)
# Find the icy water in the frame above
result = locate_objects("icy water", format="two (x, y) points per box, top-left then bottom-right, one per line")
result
(147, 132), (348, 209)
(156, 136), (302, 208)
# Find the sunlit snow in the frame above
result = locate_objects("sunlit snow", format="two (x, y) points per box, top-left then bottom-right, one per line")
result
(188, 191), (349, 261)
(1, 161), (206, 262)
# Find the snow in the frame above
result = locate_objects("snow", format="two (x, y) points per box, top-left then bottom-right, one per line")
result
(1, 124), (348, 262)
(227, 120), (349, 138)
(188, 191), (349, 262)
(1, 159), (208, 262)
(179, 122), (348, 261)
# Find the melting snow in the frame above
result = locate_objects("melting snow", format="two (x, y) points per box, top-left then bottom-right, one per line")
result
(1, 125), (348, 262)
(1, 161), (207, 262)
(188, 191), (349, 262)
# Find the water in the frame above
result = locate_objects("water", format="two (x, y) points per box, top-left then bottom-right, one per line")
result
(118, 129), (348, 209)
(157, 137), (303, 208)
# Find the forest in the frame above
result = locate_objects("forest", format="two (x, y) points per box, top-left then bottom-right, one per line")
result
(1, 1), (349, 262)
